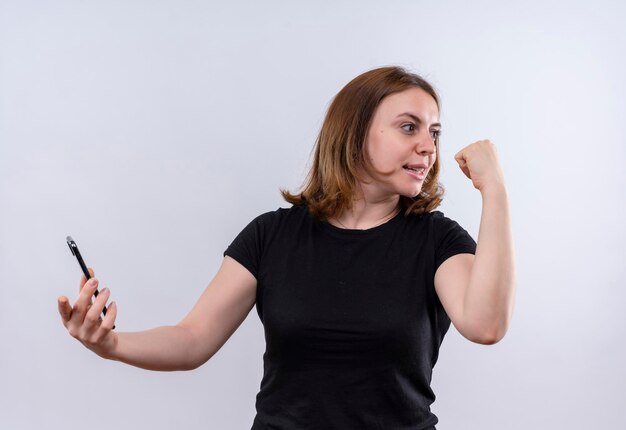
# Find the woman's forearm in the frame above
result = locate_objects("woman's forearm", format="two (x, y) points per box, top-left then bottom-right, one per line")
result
(108, 325), (201, 371)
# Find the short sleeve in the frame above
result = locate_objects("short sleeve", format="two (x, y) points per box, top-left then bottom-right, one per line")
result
(432, 211), (477, 271)
(223, 211), (275, 279)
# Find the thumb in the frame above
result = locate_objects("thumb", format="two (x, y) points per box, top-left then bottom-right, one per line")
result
(79, 267), (96, 291)
(454, 152), (472, 179)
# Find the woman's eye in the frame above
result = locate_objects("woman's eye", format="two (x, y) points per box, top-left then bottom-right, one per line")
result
(431, 130), (442, 140)
(401, 123), (415, 132)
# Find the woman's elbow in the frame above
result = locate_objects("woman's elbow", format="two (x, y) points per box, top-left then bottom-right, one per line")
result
(473, 325), (509, 345)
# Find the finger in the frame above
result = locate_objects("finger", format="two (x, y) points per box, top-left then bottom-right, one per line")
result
(58, 296), (73, 324)
(99, 301), (117, 332)
(460, 164), (471, 179)
(454, 154), (472, 179)
(71, 278), (99, 324)
(84, 287), (111, 329)
(454, 149), (466, 163)
(79, 267), (96, 291)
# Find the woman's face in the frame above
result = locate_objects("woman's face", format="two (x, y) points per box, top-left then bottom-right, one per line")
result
(361, 87), (440, 199)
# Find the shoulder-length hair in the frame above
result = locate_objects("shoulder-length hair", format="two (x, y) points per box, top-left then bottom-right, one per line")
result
(281, 66), (444, 220)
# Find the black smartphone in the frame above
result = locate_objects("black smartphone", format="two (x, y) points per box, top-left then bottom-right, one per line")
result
(66, 236), (115, 329)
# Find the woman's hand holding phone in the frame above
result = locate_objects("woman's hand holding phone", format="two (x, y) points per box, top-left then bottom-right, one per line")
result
(57, 268), (119, 359)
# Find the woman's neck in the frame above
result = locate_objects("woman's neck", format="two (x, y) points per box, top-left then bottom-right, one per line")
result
(329, 195), (401, 230)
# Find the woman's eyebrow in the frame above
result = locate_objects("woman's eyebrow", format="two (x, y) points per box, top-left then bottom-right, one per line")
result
(396, 112), (442, 128)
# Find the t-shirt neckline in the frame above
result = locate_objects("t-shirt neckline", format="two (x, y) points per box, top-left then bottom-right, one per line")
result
(319, 208), (404, 237)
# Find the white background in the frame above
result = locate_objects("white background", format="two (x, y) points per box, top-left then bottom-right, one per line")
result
(1, 1), (625, 429)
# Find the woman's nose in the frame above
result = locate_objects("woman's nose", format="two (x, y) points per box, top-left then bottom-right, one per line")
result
(415, 132), (436, 155)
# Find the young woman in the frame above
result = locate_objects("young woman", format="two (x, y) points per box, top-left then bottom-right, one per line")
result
(58, 66), (516, 429)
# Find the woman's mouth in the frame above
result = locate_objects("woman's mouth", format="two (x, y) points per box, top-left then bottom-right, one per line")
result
(403, 165), (426, 181)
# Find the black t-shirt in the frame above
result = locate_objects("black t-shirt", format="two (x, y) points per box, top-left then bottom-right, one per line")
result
(224, 204), (477, 430)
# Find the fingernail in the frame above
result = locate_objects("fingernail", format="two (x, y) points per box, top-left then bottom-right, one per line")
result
(101, 287), (109, 294)
(90, 279), (99, 287)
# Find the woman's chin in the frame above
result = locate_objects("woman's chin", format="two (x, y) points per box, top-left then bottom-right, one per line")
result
(400, 187), (422, 198)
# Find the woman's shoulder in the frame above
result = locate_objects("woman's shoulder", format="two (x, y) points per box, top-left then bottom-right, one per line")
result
(249, 204), (310, 225)
(400, 208), (442, 223)
(259, 203), (307, 216)
(399, 209), (463, 232)
(406, 209), (455, 222)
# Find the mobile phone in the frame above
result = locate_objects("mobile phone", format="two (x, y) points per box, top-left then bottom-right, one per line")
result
(66, 236), (115, 329)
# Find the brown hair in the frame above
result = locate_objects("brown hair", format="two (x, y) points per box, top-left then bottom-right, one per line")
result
(281, 66), (444, 220)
